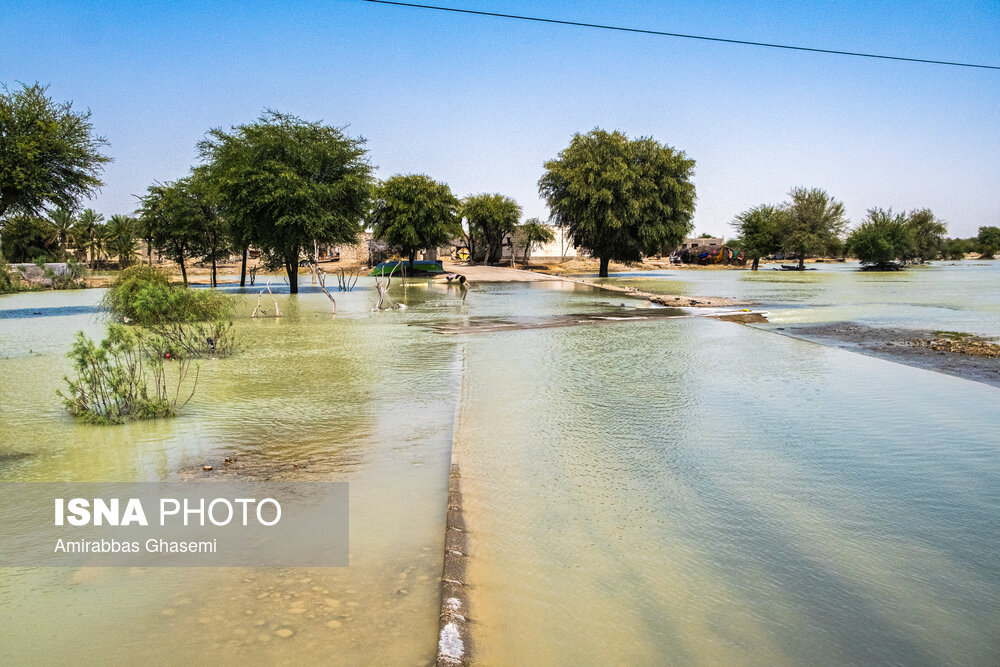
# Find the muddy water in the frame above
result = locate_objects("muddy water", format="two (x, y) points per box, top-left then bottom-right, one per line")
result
(0, 283), (465, 665)
(455, 315), (1000, 664)
(0, 278), (616, 665)
(454, 263), (1000, 665)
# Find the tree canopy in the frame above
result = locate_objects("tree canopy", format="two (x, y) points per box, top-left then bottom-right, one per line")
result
(777, 187), (848, 269)
(906, 209), (947, 262)
(139, 179), (206, 285)
(731, 204), (782, 270)
(977, 226), (1000, 259)
(198, 111), (372, 292)
(370, 174), (461, 269)
(462, 194), (521, 265)
(0, 83), (111, 248)
(539, 129), (695, 277)
(846, 208), (915, 270)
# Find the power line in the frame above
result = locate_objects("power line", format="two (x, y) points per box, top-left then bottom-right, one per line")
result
(361, 0), (1000, 71)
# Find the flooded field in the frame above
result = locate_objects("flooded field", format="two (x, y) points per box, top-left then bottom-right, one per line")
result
(1, 263), (999, 664)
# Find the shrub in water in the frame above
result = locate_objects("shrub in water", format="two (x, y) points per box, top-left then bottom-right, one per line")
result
(58, 325), (199, 424)
(100, 265), (236, 357)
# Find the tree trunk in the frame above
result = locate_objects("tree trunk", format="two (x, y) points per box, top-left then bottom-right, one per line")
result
(798, 254), (805, 270)
(409, 248), (416, 271)
(286, 259), (298, 294)
(599, 256), (611, 278)
(211, 256), (217, 287)
(179, 257), (188, 286)
(523, 244), (531, 265)
(240, 246), (248, 287)
(751, 256), (759, 271)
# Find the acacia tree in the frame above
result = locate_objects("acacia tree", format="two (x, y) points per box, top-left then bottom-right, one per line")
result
(846, 208), (915, 270)
(977, 226), (1000, 259)
(777, 187), (848, 270)
(0, 83), (111, 250)
(140, 180), (201, 285)
(518, 218), (555, 264)
(905, 209), (947, 263)
(199, 111), (372, 293)
(370, 174), (461, 270)
(462, 194), (521, 265)
(731, 204), (782, 270)
(189, 169), (229, 287)
(539, 129), (695, 277)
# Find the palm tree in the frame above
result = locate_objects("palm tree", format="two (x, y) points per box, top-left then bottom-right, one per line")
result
(46, 207), (78, 260)
(107, 214), (138, 269)
(92, 223), (112, 268)
(518, 218), (556, 265)
(74, 208), (105, 269)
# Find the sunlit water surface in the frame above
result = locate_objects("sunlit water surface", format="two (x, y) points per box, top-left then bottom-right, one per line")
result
(1, 265), (999, 665)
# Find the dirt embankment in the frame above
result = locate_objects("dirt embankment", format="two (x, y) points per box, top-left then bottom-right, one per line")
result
(774, 323), (1000, 388)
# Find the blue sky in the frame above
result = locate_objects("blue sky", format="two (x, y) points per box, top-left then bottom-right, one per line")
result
(3, 0), (998, 237)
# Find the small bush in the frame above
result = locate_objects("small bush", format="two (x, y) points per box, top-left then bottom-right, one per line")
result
(100, 265), (237, 357)
(102, 265), (233, 324)
(58, 325), (199, 424)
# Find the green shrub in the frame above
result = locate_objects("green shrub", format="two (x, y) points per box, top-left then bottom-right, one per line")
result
(102, 265), (234, 325)
(100, 265), (237, 357)
(1, 256), (23, 294)
(58, 325), (199, 424)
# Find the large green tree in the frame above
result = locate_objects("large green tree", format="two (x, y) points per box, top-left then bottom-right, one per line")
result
(462, 194), (521, 265)
(370, 174), (461, 270)
(777, 187), (848, 270)
(905, 209), (947, 263)
(977, 226), (1000, 259)
(846, 208), (915, 270)
(539, 129), (695, 277)
(0, 214), (57, 262)
(0, 83), (111, 250)
(189, 169), (230, 287)
(199, 111), (372, 293)
(731, 204), (782, 270)
(139, 179), (205, 286)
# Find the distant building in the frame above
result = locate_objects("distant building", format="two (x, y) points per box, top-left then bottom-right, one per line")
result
(674, 237), (724, 254)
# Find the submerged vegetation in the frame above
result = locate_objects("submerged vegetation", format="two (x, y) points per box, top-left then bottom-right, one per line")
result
(60, 265), (237, 423)
(101, 266), (237, 358)
(58, 325), (198, 424)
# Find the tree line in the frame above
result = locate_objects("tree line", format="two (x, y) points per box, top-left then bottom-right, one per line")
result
(4, 81), (996, 288)
(731, 188), (1000, 270)
(2, 83), (699, 285)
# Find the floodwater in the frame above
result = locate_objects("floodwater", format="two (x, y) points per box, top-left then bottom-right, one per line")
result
(594, 259), (1000, 335)
(455, 261), (1000, 665)
(1, 264), (999, 665)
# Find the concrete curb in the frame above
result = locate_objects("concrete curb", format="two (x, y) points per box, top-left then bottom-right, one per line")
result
(436, 464), (471, 666)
